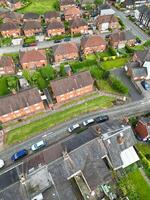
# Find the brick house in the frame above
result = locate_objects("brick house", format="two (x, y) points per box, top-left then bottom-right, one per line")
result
(53, 42), (79, 63)
(135, 117), (150, 141)
(0, 88), (45, 123)
(51, 71), (94, 103)
(96, 15), (120, 32)
(23, 21), (42, 36)
(0, 56), (15, 75)
(70, 18), (88, 35)
(23, 12), (40, 22)
(0, 11), (23, 24)
(20, 49), (47, 70)
(64, 6), (81, 21)
(47, 20), (65, 37)
(0, 22), (20, 37)
(44, 11), (61, 23)
(109, 30), (136, 49)
(60, 0), (76, 11)
(6, 0), (22, 10)
(81, 35), (106, 55)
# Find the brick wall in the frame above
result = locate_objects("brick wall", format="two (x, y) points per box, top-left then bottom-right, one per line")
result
(65, 14), (80, 21)
(1, 29), (21, 37)
(54, 52), (78, 63)
(0, 65), (15, 75)
(23, 28), (42, 37)
(71, 25), (88, 35)
(47, 28), (65, 37)
(83, 45), (106, 55)
(21, 60), (47, 70)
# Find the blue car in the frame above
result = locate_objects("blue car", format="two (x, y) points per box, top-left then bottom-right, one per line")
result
(11, 149), (28, 161)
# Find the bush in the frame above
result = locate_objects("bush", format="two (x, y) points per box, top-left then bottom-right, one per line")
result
(125, 44), (135, 54)
(108, 47), (117, 56)
(109, 76), (129, 94)
(59, 65), (66, 77)
(143, 40), (150, 47)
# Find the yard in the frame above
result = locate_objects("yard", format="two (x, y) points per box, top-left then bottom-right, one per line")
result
(0, 77), (10, 96)
(6, 96), (114, 145)
(17, 0), (58, 14)
(119, 168), (150, 200)
(101, 57), (129, 70)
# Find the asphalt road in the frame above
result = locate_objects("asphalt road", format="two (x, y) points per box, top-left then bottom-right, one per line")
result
(1, 97), (150, 169)
(112, 6), (150, 42)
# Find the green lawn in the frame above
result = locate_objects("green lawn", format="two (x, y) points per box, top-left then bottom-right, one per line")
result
(0, 77), (10, 96)
(6, 96), (114, 145)
(96, 79), (119, 94)
(17, 0), (57, 14)
(101, 57), (129, 70)
(136, 143), (150, 155)
(120, 169), (150, 200)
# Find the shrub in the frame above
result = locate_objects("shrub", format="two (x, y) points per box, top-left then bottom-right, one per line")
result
(143, 40), (150, 47)
(109, 76), (129, 94)
(125, 44), (134, 54)
(109, 47), (117, 56)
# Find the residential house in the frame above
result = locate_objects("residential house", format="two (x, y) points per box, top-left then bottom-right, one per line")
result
(135, 5), (150, 28)
(109, 30), (136, 48)
(44, 11), (61, 23)
(60, 0), (76, 11)
(0, 22), (20, 37)
(92, 4), (115, 18)
(47, 20), (65, 37)
(23, 12), (40, 22)
(23, 21), (42, 36)
(81, 35), (106, 55)
(64, 6), (81, 21)
(53, 42), (79, 63)
(0, 56), (15, 75)
(70, 18), (88, 35)
(124, 0), (149, 9)
(0, 11), (22, 24)
(135, 117), (150, 140)
(0, 88), (45, 123)
(20, 49), (47, 70)
(6, 0), (22, 10)
(96, 14), (120, 32)
(51, 71), (94, 103)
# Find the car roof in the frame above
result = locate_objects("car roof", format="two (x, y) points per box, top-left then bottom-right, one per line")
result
(36, 140), (44, 146)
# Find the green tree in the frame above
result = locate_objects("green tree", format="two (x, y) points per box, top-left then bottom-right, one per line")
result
(22, 69), (33, 85)
(59, 65), (66, 77)
(7, 76), (18, 92)
(39, 66), (56, 81)
(109, 76), (128, 94)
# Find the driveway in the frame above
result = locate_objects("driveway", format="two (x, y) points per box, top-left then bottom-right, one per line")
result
(112, 68), (143, 101)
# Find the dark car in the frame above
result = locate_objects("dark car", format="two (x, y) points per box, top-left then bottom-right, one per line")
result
(11, 149), (28, 161)
(94, 115), (109, 123)
(141, 80), (150, 90)
(22, 43), (29, 47)
(64, 37), (71, 42)
(54, 40), (62, 43)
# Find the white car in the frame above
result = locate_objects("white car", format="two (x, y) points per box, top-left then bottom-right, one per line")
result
(82, 118), (95, 126)
(31, 140), (46, 151)
(0, 159), (4, 169)
(68, 123), (80, 133)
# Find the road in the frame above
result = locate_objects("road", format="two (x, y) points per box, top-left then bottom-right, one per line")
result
(112, 6), (149, 42)
(0, 97), (150, 169)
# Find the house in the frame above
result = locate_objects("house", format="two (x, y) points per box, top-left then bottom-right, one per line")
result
(93, 4), (115, 17)
(135, 5), (150, 28)
(0, 88), (45, 123)
(135, 117), (150, 140)
(20, 49), (47, 70)
(81, 35), (106, 55)
(23, 12), (40, 22)
(23, 21), (42, 36)
(47, 20), (65, 37)
(0, 56), (15, 75)
(0, 11), (22, 24)
(60, 0), (76, 11)
(64, 6), (81, 21)
(44, 11), (61, 23)
(109, 30), (136, 48)
(51, 71), (94, 103)
(96, 14), (120, 32)
(70, 18), (88, 35)
(6, 0), (22, 10)
(53, 42), (79, 63)
(0, 22), (20, 37)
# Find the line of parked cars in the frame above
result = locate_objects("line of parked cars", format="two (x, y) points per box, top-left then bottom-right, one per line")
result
(68, 115), (109, 133)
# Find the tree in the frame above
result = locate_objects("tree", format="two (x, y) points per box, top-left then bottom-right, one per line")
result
(59, 65), (66, 77)
(7, 76), (18, 92)
(22, 69), (33, 85)
(109, 76), (129, 94)
(39, 66), (56, 81)
(95, 0), (103, 5)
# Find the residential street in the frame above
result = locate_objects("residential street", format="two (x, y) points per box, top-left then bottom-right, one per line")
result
(112, 6), (150, 42)
(0, 97), (150, 171)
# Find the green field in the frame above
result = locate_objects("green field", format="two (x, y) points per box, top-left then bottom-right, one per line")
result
(17, 0), (57, 14)
(0, 77), (10, 96)
(101, 57), (129, 70)
(6, 96), (114, 145)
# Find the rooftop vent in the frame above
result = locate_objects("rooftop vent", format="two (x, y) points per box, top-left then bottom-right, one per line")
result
(117, 135), (124, 145)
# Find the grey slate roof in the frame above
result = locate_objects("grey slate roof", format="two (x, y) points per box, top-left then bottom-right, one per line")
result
(47, 20), (64, 30)
(0, 22), (19, 31)
(23, 12), (39, 20)
(23, 21), (41, 30)
(134, 49), (150, 63)
(110, 30), (135, 42)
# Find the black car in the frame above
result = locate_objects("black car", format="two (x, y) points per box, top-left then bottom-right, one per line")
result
(22, 43), (29, 47)
(54, 40), (62, 43)
(94, 115), (109, 123)
(64, 37), (71, 42)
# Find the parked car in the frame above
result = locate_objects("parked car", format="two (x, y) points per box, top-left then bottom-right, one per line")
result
(31, 140), (46, 151)
(68, 123), (80, 133)
(82, 118), (95, 126)
(64, 37), (71, 42)
(141, 80), (150, 90)
(94, 115), (109, 123)
(54, 40), (62, 43)
(22, 43), (29, 47)
(0, 159), (4, 169)
(11, 149), (28, 161)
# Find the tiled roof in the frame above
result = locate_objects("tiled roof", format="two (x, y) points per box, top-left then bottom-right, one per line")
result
(64, 6), (80, 15)
(70, 18), (87, 28)
(0, 88), (42, 115)
(60, 0), (75, 6)
(47, 20), (64, 30)
(0, 22), (19, 31)
(134, 49), (150, 63)
(81, 35), (106, 48)
(53, 42), (78, 56)
(23, 21), (41, 30)
(96, 14), (118, 24)
(44, 11), (60, 19)
(51, 71), (94, 96)
(23, 12), (39, 20)
(0, 56), (14, 68)
(110, 30), (135, 42)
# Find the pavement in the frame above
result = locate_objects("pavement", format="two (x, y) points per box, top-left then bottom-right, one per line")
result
(1, 97), (150, 171)
(111, 6), (150, 42)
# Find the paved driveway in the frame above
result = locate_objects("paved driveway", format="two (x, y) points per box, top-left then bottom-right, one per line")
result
(112, 68), (143, 101)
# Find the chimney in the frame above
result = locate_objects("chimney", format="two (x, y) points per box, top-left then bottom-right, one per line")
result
(95, 126), (101, 136)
